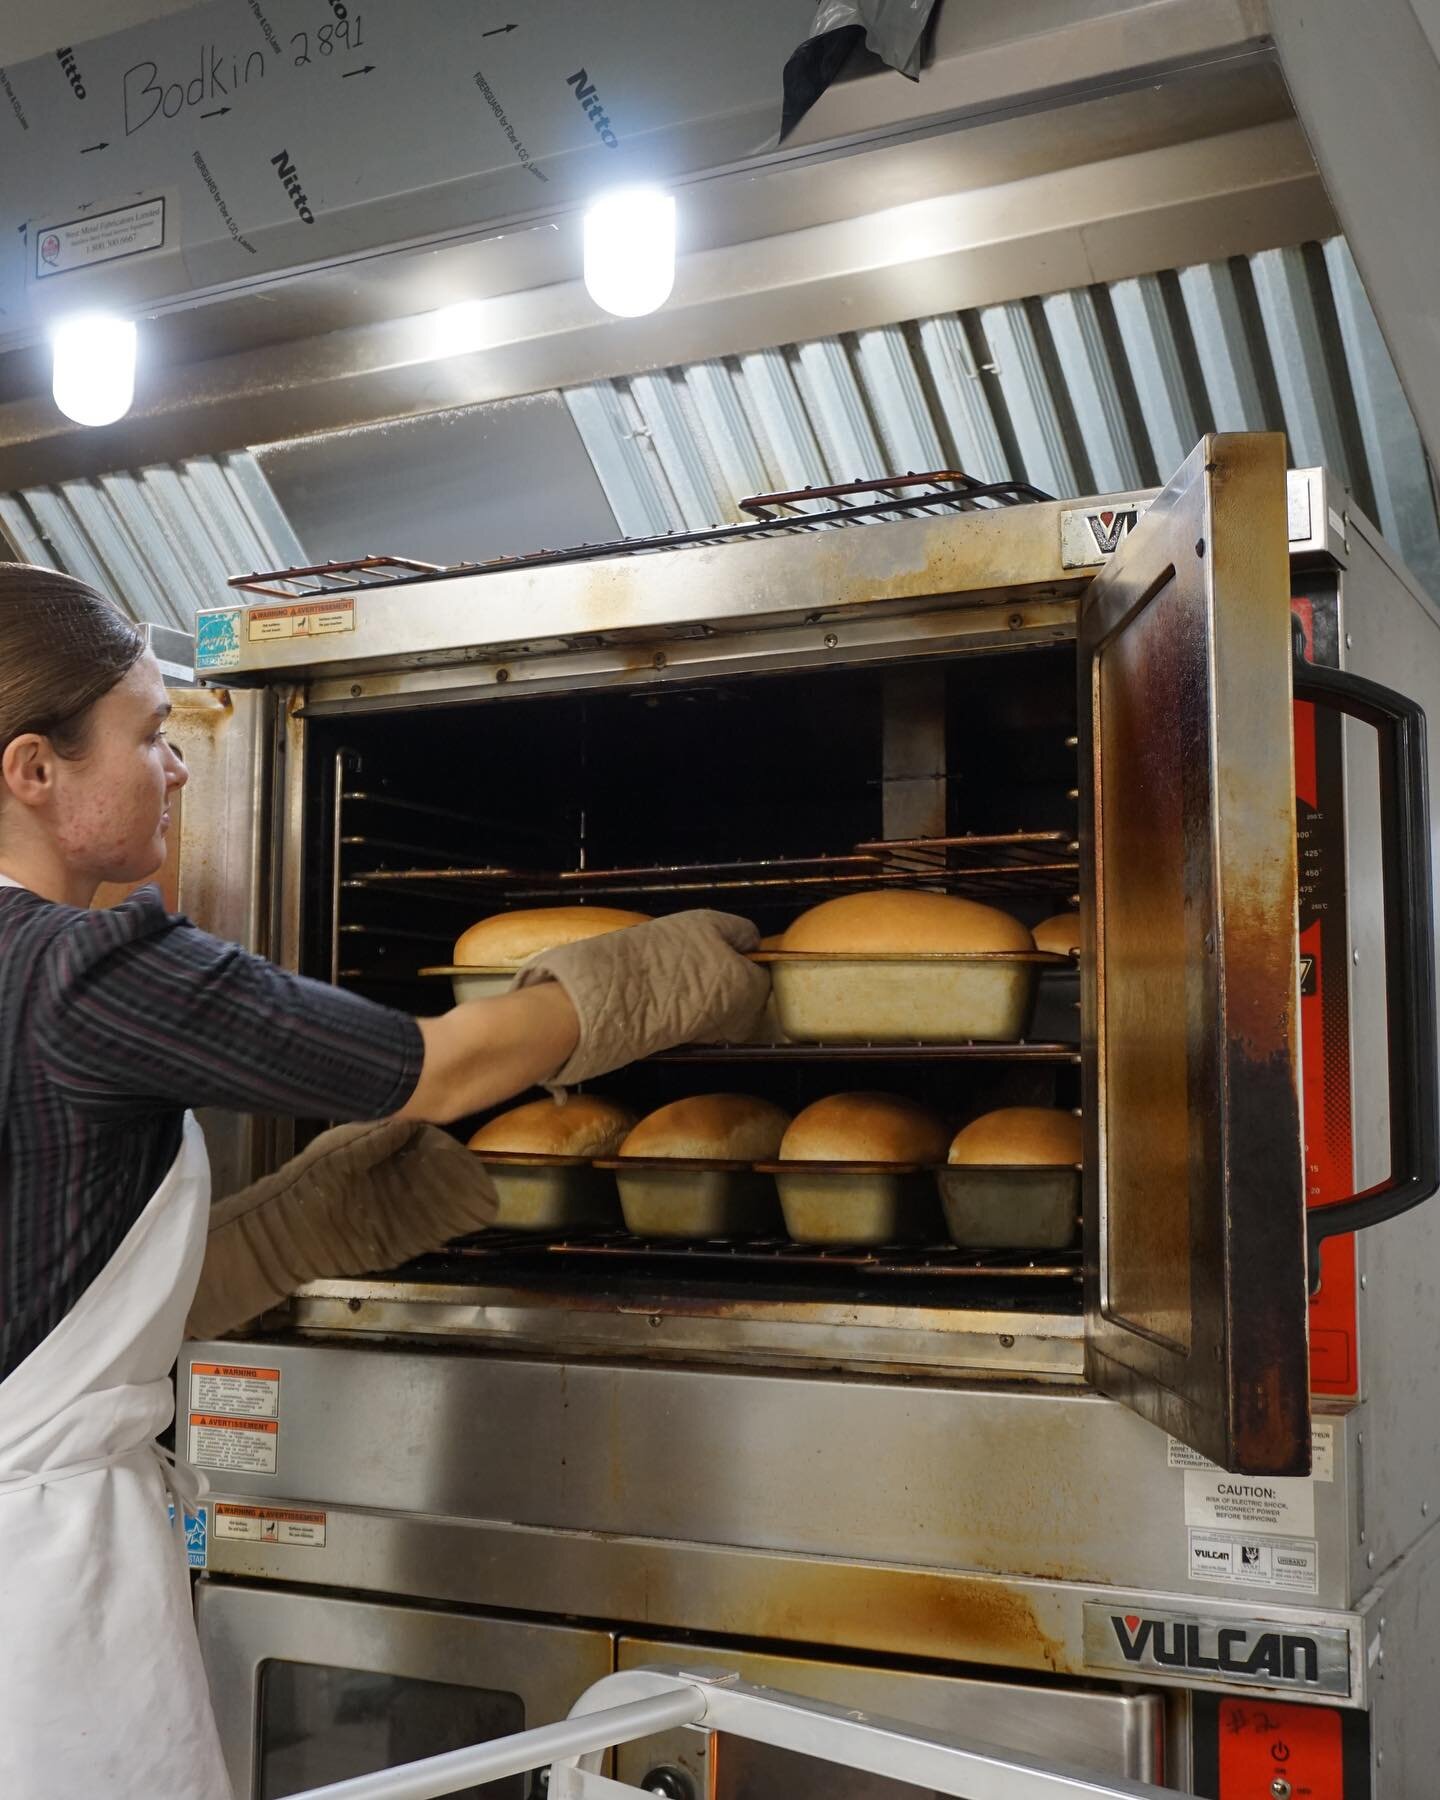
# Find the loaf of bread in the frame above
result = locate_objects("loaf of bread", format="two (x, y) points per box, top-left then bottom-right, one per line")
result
(947, 1106), (1082, 1166)
(781, 889), (1032, 954)
(779, 1093), (949, 1164)
(468, 1095), (637, 1159)
(1031, 913), (1081, 955)
(454, 905), (651, 967)
(619, 1094), (792, 1161)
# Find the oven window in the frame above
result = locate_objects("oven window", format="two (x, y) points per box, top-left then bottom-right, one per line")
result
(258, 1660), (525, 1800)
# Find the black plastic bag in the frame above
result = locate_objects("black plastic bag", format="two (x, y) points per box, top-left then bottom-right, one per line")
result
(780, 0), (941, 140)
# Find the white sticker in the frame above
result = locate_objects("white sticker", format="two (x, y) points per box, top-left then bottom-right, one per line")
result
(188, 1413), (278, 1475)
(246, 599), (355, 642)
(34, 197), (165, 278)
(1288, 477), (1314, 543)
(214, 1503), (325, 1547)
(1185, 1471), (1315, 1537)
(1188, 1529), (1319, 1595)
(1168, 1418), (1334, 1482)
(189, 1362), (279, 1419)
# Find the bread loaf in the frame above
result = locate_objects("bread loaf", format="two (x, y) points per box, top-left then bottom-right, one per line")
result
(779, 1093), (949, 1165)
(468, 1095), (637, 1159)
(781, 889), (1032, 954)
(1032, 912), (1081, 955)
(947, 1106), (1082, 1167)
(454, 905), (651, 967)
(619, 1094), (792, 1161)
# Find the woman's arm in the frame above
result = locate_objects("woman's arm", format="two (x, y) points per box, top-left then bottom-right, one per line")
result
(398, 983), (579, 1124)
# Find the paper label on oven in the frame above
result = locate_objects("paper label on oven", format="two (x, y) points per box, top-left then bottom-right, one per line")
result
(246, 598), (355, 642)
(1188, 1530), (1319, 1595)
(213, 1503), (325, 1547)
(188, 1413), (278, 1476)
(1168, 1417), (1333, 1481)
(189, 1362), (279, 1419)
(1184, 1470), (1315, 1537)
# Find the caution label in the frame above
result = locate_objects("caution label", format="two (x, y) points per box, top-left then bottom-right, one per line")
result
(247, 599), (355, 642)
(188, 1413), (278, 1475)
(1188, 1530), (1319, 1595)
(189, 1363), (279, 1419)
(214, 1503), (325, 1547)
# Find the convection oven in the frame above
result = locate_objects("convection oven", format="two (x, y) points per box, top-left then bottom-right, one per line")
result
(180, 435), (1440, 1796)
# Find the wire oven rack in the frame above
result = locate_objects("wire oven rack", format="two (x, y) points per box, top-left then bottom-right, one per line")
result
(228, 471), (1052, 599)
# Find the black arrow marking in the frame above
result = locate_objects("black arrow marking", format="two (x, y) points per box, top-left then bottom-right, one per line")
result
(80, 140), (107, 153)
(483, 23), (517, 35)
(76, 200), (95, 211)
(342, 63), (376, 77)
(201, 105), (230, 119)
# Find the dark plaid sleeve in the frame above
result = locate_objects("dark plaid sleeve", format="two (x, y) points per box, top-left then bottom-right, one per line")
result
(33, 888), (423, 1120)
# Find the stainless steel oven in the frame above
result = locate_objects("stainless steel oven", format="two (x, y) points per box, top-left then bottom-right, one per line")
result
(180, 434), (1440, 1796)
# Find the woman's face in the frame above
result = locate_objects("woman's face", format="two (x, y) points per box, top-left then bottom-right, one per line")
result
(52, 650), (188, 884)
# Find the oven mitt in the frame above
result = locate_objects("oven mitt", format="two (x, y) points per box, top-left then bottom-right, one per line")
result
(509, 908), (770, 1089)
(184, 1117), (499, 1339)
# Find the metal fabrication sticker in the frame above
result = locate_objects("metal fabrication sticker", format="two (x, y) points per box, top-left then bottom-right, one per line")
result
(34, 196), (165, 278)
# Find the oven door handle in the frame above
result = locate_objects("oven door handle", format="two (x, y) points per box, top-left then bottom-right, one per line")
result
(1293, 658), (1440, 1291)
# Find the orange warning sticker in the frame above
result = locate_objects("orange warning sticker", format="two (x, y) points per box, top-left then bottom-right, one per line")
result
(1218, 1697), (1344, 1797)
(189, 1363), (279, 1418)
(214, 1503), (325, 1547)
(188, 1413), (278, 1476)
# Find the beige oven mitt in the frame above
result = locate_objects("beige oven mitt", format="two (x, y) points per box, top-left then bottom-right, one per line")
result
(185, 1117), (498, 1339)
(509, 908), (769, 1089)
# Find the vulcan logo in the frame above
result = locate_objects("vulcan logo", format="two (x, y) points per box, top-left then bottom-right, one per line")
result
(271, 149), (316, 225)
(566, 69), (619, 148)
(1111, 1612), (1319, 1683)
(1087, 507), (1140, 556)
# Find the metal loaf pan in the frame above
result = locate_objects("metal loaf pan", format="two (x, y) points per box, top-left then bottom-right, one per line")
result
(936, 1164), (1081, 1251)
(472, 1152), (623, 1232)
(758, 1161), (942, 1246)
(596, 1158), (783, 1240)
(757, 952), (1058, 1044)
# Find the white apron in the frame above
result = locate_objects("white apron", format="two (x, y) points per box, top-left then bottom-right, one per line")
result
(0, 1078), (232, 1797)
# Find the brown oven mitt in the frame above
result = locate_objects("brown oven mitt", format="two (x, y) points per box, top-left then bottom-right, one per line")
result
(509, 908), (770, 1089)
(184, 1117), (499, 1340)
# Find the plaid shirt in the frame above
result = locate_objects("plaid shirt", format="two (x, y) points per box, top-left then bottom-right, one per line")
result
(0, 885), (423, 1379)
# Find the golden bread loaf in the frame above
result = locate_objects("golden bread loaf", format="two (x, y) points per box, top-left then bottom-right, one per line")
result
(454, 905), (651, 967)
(468, 1095), (637, 1159)
(781, 889), (1032, 955)
(947, 1106), (1082, 1166)
(619, 1094), (792, 1161)
(779, 1092), (950, 1164)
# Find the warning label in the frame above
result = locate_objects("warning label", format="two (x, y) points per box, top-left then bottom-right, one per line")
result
(188, 1413), (278, 1476)
(189, 1363), (279, 1419)
(1189, 1529), (1319, 1595)
(214, 1503), (325, 1547)
(1169, 1417), (1333, 1483)
(247, 599), (355, 643)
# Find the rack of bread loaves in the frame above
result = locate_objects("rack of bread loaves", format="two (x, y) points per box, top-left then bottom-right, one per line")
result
(442, 889), (1082, 1250)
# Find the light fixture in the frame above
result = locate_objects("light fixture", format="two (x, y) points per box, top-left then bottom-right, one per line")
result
(583, 188), (676, 318)
(51, 314), (137, 427)
(427, 300), (491, 359)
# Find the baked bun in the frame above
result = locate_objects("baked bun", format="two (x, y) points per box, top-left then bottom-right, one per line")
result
(779, 1093), (949, 1164)
(781, 890), (1032, 955)
(468, 1095), (637, 1159)
(1032, 912), (1081, 955)
(758, 932), (787, 951)
(454, 905), (651, 967)
(619, 1094), (792, 1161)
(947, 1107), (1082, 1167)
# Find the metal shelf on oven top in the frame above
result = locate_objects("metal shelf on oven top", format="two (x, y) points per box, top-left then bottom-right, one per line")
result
(651, 1040), (1079, 1063)
(343, 830), (1081, 907)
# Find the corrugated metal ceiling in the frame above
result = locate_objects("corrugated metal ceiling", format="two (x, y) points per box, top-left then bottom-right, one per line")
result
(564, 236), (1440, 602)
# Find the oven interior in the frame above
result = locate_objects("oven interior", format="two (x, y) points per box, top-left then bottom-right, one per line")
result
(300, 641), (1084, 1318)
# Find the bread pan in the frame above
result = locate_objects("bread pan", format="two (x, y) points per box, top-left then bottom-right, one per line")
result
(471, 1151), (622, 1232)
(596, 1158), (782, 1239)
(758, 1161), (942, 1246)
(936, 1164), (1081, 1251)
(756, 951), (1059, 1044)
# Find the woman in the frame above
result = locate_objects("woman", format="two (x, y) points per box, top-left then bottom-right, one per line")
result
(0, 564), (765, 1799)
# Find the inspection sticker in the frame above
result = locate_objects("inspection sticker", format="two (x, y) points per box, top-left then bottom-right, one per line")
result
(1168, 1417), (1334, 1482)
(194, 609), (241, 672)
(1188, 1530), (1319, 1595)
(189, 1363), (279, 1419)
(246, 598), (355, 643)
(188, 1413), (278, 1475)
(213, 1503), (325, 1547)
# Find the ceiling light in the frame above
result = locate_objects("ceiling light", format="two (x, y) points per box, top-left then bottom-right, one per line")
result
(51, 314), (137, 427)
(427, 300), (491, 358)
(583, 188), (676, 318)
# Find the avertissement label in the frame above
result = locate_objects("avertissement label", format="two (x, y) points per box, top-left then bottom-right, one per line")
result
(188, 1413), (278, 1475)
(214, 1503), (325, 1547)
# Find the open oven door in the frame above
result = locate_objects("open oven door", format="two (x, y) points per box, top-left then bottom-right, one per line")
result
(1079, 431), (1310, 1476)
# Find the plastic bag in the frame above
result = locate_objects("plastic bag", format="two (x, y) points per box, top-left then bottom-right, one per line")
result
(780, 0), (941, 140)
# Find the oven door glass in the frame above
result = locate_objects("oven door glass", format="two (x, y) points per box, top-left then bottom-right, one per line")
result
(258, 1661), (524, 1799)
(1079, 430), (1309, 1475)
(197, 1582), (615, 1800)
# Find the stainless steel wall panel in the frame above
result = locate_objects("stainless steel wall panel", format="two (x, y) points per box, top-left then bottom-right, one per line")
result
(976, 300), (1080, 495)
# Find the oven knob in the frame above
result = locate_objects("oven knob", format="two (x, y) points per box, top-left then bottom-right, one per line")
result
(642, 1766), (694, 1800)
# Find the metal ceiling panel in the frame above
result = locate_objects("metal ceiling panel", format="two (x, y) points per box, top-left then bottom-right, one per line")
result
(565, 235), (1440, 603)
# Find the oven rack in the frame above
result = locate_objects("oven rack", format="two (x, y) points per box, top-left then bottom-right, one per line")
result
(230, 471), (1052, 599)
(343, 830), (1081, 910)
(428, 1228), (1081, 1282)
